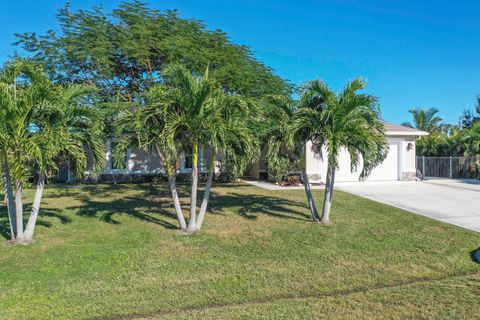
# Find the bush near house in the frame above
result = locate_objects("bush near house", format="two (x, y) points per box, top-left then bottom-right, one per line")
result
(265, 154), (297, 183)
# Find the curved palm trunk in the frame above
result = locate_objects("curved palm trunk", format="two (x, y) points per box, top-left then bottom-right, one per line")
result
(155, 145), (187, 231)
(187, 144), (199, 232)
(2, 154), (16, 240)
(21, 172), (45, 243)
(14, 179), (24, 238)
(300, 147), (320, 221)
(320, 166), (335, 223)
(301, 169), (320, 222)
(196, 153), (215, 231)
(168, 173), (187, 231)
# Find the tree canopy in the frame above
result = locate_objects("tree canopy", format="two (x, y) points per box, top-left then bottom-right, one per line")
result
(15, 1), (291, 102)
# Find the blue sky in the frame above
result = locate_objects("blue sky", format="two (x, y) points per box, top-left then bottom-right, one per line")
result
(1, 0), (480, 124)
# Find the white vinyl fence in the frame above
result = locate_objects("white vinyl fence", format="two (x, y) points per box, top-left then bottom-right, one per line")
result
(417, 156), (480, 179)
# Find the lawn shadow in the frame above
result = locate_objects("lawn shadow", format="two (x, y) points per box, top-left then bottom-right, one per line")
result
(0, 206), (71, 240)
(39, 182), (312, 233)
(209, 192), (312, 222)
(67, 194), (179, 230)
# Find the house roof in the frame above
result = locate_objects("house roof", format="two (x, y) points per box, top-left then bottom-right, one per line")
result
(384, 122), (429, 136)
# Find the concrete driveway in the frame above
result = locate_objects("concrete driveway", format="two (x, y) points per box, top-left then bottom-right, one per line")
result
(336, 179), (480, 232)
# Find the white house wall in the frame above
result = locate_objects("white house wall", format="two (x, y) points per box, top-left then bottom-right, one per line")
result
(401, 136), (417, 180)
(103, 139), (212, 175)
(304, 136), (418, 182)
(305, 141), (327, 183)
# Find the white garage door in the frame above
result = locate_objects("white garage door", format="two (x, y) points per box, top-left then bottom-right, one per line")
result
(334, 142), (400, 182)
(366, 142), (399, 181)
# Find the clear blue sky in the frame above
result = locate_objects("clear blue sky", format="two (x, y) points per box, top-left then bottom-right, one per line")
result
(1, 0), (480, 125)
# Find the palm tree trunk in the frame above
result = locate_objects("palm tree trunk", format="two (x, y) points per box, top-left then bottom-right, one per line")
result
(22, 172), (45, 243)
(196, 153), (215, 231)
(187, 143), (199, 232)
(1, 154), (16, 240)
(301, 169), (321, 222)
(167, 173), (187, 231)
(154, 144), (187, 231)
(14, 179), (24, 238)
(320, 166), (335, 224)
(300, 147), (320, 221)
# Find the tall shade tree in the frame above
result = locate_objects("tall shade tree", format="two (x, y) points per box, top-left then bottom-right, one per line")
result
(0, 59), (104, 244)
(16, 1), (290, 182)
(296, 79), (388, 223)
(15, 1), (290, 103)
(402, 108), (442, 132)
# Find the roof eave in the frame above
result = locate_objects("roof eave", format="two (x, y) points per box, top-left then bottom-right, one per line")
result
(386, 131), (429, 136)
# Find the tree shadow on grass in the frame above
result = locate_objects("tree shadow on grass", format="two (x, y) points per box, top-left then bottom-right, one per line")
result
(209, 192), (312, 222)
(66, 195), (179, 229)
(44, 182), (189, 200)
(39, 182), (312, 233)
(0, 206), (71, 240)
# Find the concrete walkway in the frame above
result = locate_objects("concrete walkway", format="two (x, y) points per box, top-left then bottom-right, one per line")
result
(241, 179), (324, 191)
(423, 178), (480, 192)
(336, 180), (480, 232)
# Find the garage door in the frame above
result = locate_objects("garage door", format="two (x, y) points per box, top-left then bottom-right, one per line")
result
(366, 142), (399, 181)
(334, 142), (400, 182)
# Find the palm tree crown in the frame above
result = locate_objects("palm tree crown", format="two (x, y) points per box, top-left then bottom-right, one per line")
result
(402, 107), (442, 132)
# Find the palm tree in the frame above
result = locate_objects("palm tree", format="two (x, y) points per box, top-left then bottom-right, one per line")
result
(462, 122), (480, 156)
(195, 94), (257, 230)
(0, 86), (17, 240)
(0, 59), (47, 240)
(19, 85), (105, 243)
(266, 95), (321, 221)
(402, 108), (442, 132)
(0, 146), (16, 240)
(115, 64), (256, 233)
(0, 59), (104, 244)
(296, 79), (388, 223)
(461, 122), (480, 178)
(160, 64), (218, 232)
(160, 64), (257, 232)
(114, 89), (188, 230)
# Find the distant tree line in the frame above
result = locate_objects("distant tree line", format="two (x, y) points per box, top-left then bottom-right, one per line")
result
(402, 102), (480, 158)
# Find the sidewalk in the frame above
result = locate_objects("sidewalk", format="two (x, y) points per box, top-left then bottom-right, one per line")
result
(423, 178), (480, 192)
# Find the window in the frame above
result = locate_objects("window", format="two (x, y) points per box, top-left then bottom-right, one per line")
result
(184, 154), (192, 169)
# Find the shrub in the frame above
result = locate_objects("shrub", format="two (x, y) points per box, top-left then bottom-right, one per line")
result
(265, 154), (296, 183)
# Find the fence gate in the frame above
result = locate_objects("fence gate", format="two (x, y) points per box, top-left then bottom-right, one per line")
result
(417, 156), (479, 179)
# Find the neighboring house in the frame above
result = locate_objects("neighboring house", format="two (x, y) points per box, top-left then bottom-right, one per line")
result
(249, 123), (428, 182)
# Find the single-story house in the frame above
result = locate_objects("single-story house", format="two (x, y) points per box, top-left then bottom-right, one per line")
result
(249, 122), (428, 182)
(60, 122), (426, 183)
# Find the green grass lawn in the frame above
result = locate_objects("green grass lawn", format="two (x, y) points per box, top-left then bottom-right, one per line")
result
(0, 182), (479, 319)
